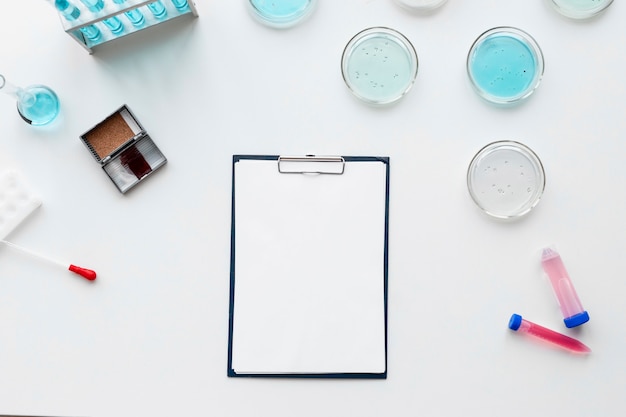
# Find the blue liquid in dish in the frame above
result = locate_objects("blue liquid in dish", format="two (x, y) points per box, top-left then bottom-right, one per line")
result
(17, 86), (60, 126)
(343, 30), (417, 105)
(469, 33), (538, 102)
(249, 0), (314, 26)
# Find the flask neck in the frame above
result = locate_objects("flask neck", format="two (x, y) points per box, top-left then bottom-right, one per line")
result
(0, 75), (35, 106)
(0, 74), (19, 98)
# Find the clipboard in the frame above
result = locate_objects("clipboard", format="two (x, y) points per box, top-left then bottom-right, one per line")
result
(228, 155), (389, 378)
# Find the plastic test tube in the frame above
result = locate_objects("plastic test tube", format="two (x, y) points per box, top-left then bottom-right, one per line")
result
(508, 314), (591, 354)
(147, 1), (168, 19)
(541, 246), (590, 328)
(113, 0), (146, 27)
(170, 0), (189, 11)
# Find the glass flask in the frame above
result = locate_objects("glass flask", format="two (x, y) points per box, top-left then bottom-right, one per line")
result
(0, 74), (60, 126)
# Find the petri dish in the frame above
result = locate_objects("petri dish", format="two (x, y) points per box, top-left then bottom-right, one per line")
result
(393, 0), (448, 12)
(341, 27), (418, 105)
(467, 141), (545, 220)
(466, 27), (544, 106)
(247, 0), (317, 28)
(550, 0), (613, 19)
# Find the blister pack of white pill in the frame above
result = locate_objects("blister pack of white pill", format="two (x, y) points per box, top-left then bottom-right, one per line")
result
(0, 170), (42, 240)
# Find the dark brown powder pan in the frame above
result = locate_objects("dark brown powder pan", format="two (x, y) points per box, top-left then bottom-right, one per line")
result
(79, 105), (167, 193)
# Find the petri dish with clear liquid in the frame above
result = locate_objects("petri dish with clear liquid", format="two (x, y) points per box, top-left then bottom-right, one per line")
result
(247, 0), (318, 28)
(393, 0), (448, 12)
(467, 141), (545, 220)
(466, 27), (544, 106)
(549, 0), (613, 19)
(341, 27), (418, 105)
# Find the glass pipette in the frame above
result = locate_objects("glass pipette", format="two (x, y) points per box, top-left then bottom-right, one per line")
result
(0, 240), (96, 280)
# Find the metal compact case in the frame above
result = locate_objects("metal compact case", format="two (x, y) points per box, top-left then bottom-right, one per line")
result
(79, 105), (167, 194)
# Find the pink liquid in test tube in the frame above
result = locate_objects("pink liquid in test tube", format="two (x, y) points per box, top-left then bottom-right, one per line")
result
(508, 314), (591, 354)
(541, 247), (589, 328)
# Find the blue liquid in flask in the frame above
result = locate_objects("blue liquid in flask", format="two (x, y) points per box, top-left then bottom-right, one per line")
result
(17, 86), (61, 126)
(1, 75), (60, 126)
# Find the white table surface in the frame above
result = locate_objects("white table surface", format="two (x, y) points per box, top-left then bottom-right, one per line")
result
(1, 1), (625, 416)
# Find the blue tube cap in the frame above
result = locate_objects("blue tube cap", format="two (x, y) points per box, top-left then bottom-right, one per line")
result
(564, 311), (590, 328)
(508, 314), (522, 331)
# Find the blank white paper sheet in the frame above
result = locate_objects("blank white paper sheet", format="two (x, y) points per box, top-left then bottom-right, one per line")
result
(228, 155), (389, 378)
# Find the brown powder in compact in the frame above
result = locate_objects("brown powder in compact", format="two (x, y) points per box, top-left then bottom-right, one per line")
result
(84, 112), (135, 159)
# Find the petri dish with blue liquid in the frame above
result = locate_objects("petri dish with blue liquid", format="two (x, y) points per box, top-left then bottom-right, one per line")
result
(247, 0), (317, 28)
(341, 27), (418, 106)
(467, 27), (544, 106)
(550, 0), (613, 19)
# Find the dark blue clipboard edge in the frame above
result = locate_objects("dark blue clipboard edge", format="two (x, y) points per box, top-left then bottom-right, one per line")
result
(227, 155), (390, 379)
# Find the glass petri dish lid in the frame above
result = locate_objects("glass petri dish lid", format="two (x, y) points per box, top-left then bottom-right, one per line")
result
(393, 0), (448, 12)
(550, 0), (613, 19)
(467, 141), (545, 220)
(466, 27), (544, 106)
(247, 0), (318, 28)
(341, 27), (419, 106)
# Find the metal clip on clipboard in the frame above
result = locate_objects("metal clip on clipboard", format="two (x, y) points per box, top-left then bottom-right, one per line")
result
(277, 155), (345, 175)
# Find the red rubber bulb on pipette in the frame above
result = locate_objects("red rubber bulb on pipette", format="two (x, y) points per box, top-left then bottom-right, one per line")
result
(69, 264), (97, 280)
